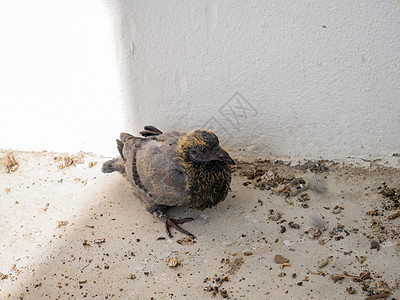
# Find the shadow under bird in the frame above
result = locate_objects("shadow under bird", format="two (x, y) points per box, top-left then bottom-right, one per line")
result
(102, 125), (235, 238)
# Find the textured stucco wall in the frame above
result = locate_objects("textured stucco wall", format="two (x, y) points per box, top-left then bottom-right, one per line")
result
(1, 1), (399, 164)
(112, 0), (400, 163)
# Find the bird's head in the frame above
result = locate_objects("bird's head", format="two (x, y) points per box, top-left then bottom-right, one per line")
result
(178, 130), (235, 165)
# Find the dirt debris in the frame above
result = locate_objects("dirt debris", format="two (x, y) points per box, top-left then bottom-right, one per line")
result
(239, 166), (294, 194)
(88, 161), (97, 168)
(176, 237), (197, 245)
(288, 221), (300, 229)
(0, 152), (19, 173)
(167, 257), (179, 268)
(274, 255), (290, 264)
(331, 271), (369, 282)
(54, 152), (84, 169)
(332, 205), (344, 214)
(379, 186), (400, 202)
(2, 152), (400, 299)
(347, 286), (357, 294)
(298, 193), (310, 203)
(307, 228), (323, 240)
(365, 293), (391, 300)
(317, 258), (329, 268)
(227, 257), (244, 275)
(370, 241), (380, 251)
(203, 275), (230, 298)
(238, 161), (329, 204)
(268, 210), (282, 221)
(57, 221), (68, 228)
(387, 211), (400, 220)
(357, 256), (367, 264)
(288, 177), (308, 196)
(94, 238), (106, 245)
(280, 263), (290, 269)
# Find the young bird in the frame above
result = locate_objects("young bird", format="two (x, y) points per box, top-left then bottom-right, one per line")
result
(102, 126), (235, 238)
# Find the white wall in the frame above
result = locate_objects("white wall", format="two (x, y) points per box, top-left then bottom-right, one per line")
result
(0, 0), (123, 155)
(1, 1), (399, 164)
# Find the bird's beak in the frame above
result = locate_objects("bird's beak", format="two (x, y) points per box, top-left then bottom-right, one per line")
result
(214, 148), (235, 165)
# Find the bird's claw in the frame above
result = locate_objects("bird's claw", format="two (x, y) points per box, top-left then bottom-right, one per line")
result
(170, 217), (194, 225)
(154, 211), (195, 239)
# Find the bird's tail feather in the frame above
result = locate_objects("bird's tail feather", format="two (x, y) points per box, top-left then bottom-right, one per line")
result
(102, 158), (125, 174)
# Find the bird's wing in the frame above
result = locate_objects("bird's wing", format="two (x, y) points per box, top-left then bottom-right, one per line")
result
(139, 125), (163, 137)
(122, 131), (188, 207)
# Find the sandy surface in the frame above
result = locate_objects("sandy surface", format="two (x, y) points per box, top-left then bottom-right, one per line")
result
(0, 150), (399, 300)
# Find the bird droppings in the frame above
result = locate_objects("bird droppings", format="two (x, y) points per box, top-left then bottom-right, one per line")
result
(1, 150), (400, 299)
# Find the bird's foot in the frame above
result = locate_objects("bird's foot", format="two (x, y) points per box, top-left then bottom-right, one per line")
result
(153, 211), (195, 239)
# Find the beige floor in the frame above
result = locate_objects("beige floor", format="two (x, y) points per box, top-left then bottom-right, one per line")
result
(0, 150), (399, 300)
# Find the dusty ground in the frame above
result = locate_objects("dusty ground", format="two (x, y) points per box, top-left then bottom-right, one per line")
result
(0, 150), (399, 300)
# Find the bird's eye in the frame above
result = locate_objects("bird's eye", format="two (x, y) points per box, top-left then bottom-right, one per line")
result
(200, 146), (207, 153)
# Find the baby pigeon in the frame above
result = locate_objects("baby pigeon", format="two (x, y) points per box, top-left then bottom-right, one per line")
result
(102, 126), (235, 238)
